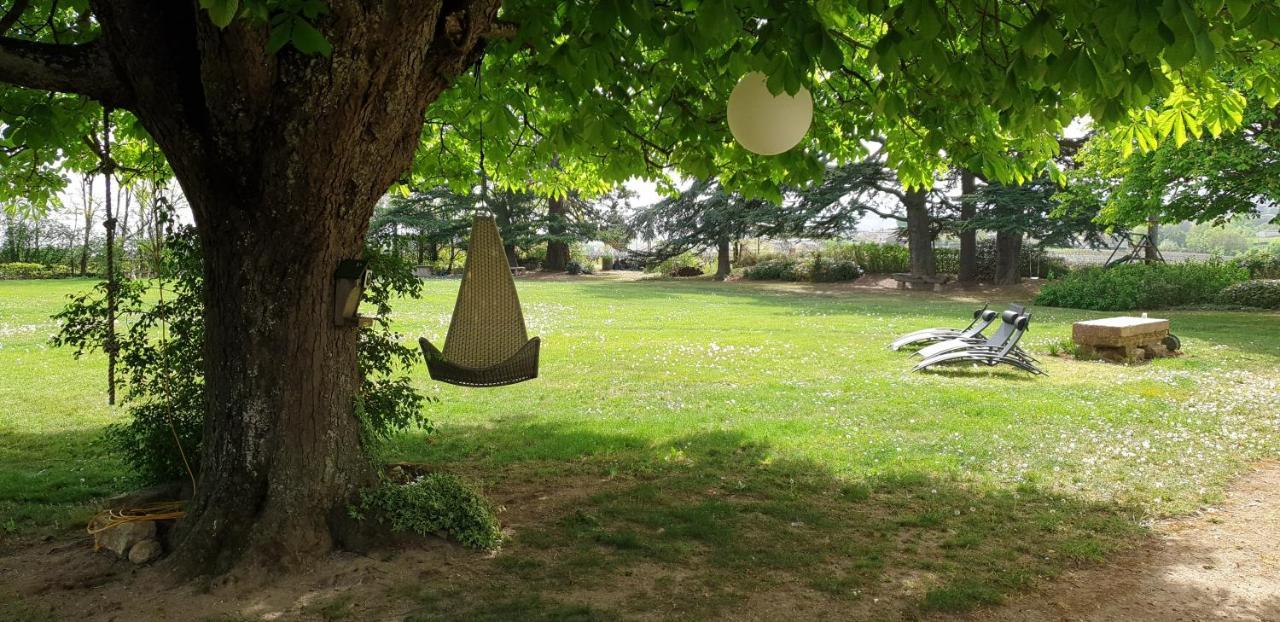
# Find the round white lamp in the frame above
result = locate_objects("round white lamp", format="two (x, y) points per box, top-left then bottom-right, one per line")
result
(727, 72), (813, 155)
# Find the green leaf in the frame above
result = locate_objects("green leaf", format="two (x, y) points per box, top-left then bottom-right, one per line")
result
(267, 22), (292, 54)
(1194, 31), (1216, 65)
(1226, 0), (1254, 23)
(915, 2), (942, 40)
(200, 0), (239, 28)
(819, 34), (843, 69)
(1163, 38), (1194, 69)
(291, 19), (333, 56)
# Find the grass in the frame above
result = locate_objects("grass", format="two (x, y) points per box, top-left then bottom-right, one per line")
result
(2, 275), (1279, 618)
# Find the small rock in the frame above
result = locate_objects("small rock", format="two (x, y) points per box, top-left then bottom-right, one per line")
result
(128, 539), (163, 564)
(96, 520), (157, 557)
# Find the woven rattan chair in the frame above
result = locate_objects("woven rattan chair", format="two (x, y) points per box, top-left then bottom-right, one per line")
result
(420, 215), (539, 387)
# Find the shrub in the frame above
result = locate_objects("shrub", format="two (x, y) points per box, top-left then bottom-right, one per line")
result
(566, 260), (583, 275)
(742, 256), (805, 280)
(821, 241), (909, 274)
(934, 248), (960, 274)
(1035, 260), (1248, 310)
(1234, 248), (1280, 279)
(648, 251), (705, 275)
(1217, 280), (1280, 309)
(429, 250), (466, 276)
(816, 240), (1067, 281)
(741, 253), (863, 282)
(53, 227), (431, 483)
(810, 255), (864, 282)
(671, 265), (704, 277)
(0, 262), (72, 279)
(356, 474), (503, 551)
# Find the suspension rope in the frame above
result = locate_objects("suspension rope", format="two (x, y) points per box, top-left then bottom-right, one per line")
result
(475, 60), (489, 216)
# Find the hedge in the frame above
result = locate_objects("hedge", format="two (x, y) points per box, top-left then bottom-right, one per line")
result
(0, 262), (74, 280)
(1035, 261), (1248, 310)
(1217, 279), (1280, 309)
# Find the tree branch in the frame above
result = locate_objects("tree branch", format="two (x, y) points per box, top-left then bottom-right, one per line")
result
(862, 204), (907, 222)
(0, 0), (31, 36)
(0, 37), (129, 106)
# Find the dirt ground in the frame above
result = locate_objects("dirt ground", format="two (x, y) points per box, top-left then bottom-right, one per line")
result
(3, 464), (1278, 622)
(945, 461), (1280, 622)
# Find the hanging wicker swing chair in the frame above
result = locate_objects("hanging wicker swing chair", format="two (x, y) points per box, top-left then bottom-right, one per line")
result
(421, 62), (538, 388)
(420, 214), (540, 387)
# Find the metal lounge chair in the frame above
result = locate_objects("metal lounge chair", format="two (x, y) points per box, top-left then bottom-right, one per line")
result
(890, 304), (994, 351)
(913, 312), (1045, 375)
(914, 304), (1026, 360)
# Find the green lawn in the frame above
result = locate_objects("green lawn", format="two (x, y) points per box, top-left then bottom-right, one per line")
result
(2, 276), (1279, 618)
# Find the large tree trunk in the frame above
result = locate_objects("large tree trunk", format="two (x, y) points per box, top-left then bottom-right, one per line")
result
(994, 229), (1022, 285)
(71, 0), (502, 575)
(544, 194), (570, 272)
(957, 171), (978, 284)
(715, 236), (731, 280)
(903, 188), (935, 277)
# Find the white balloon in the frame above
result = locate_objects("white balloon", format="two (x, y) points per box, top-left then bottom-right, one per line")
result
(727, 72), (813, 156)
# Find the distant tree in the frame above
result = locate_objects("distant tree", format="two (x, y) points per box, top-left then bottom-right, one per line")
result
(1068, 100), (1280, 228)
(1185, 222), (1254, 254)
(970, 178), (1106, 284)
(373, 186), (544, 270)
(373, 183), (622, 271)
(634, 177), (863, 279)
(794, 158), (953, 276)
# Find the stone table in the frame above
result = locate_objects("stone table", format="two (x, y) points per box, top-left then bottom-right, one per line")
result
(1072, 316), (1177, 363)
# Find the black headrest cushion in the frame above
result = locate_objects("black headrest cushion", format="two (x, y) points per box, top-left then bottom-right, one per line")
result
(1001, 310), (1020, 324)
(981, 310), (997, 321)
(1015, 314), (1030, 330)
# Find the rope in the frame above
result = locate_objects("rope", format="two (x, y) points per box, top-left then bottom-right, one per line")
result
(157, 256), (198, 495)
(87, 502), (187, 549)
(475, 61), (489, 216)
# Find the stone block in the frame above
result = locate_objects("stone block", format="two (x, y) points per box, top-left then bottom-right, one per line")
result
(128, 539), (163, 564)
(96, 520), (156, 557)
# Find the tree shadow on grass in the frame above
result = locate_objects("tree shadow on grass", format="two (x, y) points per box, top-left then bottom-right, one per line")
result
(0, 428), (129, 543)
(388, 423), (1150, 621)
(912, 367), (1041, 382)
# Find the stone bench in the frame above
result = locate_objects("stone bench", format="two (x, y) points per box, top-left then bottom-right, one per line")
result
(891, 272), (953, 292)
(1072, 316), (1177, 363)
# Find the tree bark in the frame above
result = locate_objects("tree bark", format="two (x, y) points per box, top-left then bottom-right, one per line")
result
(994, 229), (1022, 285)
(903, 188), (935, 277)
(1145, 218), (1160, 263)
(544, 194), (570, 272)
(0, 0), (503, 576)
(715, 235), (731, 280)
(957, 171), (978, 284)
(101, 108), (118, 406)
(79, 177), (93, 276)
